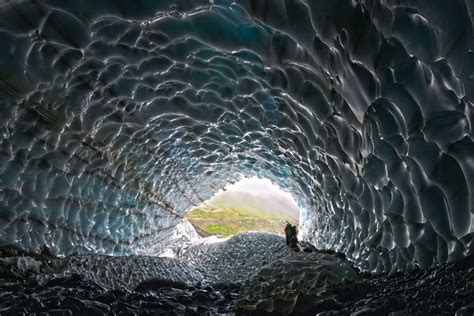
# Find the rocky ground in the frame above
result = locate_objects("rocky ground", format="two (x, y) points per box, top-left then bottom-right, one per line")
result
(343, 255), (474, 315)
(0, 274), (239, 315)
(0, 234), (473, 315)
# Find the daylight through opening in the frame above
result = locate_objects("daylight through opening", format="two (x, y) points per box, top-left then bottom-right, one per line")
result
(185, 177), (300, 238)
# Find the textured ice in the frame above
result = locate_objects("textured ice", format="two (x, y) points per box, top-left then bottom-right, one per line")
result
(36, 254), (206, 290)
(32, 233), (311, 290)
(182, 232), (291, 283)
(235, 251), (363, 314)
(0, 0), (473, 271)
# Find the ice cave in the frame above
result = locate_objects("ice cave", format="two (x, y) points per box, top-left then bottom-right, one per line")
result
(0, 0), (473, 314)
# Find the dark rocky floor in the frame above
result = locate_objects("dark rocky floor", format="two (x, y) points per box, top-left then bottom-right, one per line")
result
(345, 255), (474, 316)
(0, 243), (473, 315)
(0, 274), (239, 315)
(234, 256), (474, 316)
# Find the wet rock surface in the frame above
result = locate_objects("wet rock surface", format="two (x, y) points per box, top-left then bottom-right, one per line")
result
(182, 233), (292, 283)
(0, 234), (473, 315)
(0, 274), (238, 315)
(340, 255), (474, 316)
(235, 251), (365, 315)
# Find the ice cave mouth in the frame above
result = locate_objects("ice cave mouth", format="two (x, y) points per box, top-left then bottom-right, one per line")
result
(185, 177), (300, 238)
(0, 0), (473, 273)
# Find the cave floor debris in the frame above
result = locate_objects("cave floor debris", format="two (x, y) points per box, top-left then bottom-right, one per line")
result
(0, 233), (473, 315)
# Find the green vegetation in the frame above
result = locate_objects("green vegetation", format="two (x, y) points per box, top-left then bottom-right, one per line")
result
(202, 224), (239, 236)
(186, 203), (292, 238)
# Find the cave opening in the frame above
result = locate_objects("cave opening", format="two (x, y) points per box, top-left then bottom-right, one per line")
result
(0, 0), (473, 314)
(185, 176), (300, 238)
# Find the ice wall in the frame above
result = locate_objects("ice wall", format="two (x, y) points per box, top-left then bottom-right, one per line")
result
(0, 0), (473, 270)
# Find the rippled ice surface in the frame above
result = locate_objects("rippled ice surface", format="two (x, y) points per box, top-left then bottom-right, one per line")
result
(33, 232), (358, 294)
(38, 255), (206, 290)
(182, 232), (291, 283)
(0, 0), (473, 273)
(33, 233), (287, 289)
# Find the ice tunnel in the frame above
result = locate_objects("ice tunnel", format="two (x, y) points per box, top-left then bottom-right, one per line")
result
(0, 0), (473, 272)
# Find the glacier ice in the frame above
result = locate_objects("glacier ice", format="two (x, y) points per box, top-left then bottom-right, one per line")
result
(0, 0), (473, 271)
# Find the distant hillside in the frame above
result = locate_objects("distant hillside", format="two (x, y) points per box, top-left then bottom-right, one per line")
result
(210, 191), (300, 224)
(186, 204), (294, 238)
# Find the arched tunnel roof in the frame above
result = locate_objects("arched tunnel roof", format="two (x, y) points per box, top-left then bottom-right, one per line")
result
(0, 0), (473, 271)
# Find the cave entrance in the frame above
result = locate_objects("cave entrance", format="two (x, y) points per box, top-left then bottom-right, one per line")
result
(185, 177), (300, 238)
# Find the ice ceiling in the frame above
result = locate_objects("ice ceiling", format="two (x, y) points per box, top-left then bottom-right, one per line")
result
(0, 0), (473, 271)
